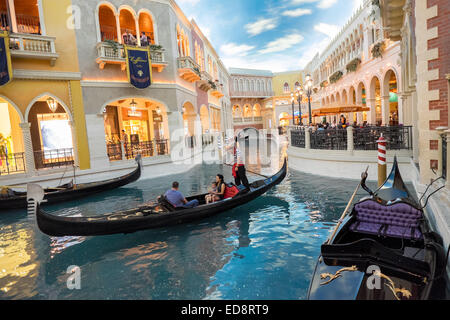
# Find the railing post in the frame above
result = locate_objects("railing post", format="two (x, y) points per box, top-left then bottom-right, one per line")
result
(305, 128), (311, 150)
(120, 141), (126, 160)
(347, 126), (354, 153)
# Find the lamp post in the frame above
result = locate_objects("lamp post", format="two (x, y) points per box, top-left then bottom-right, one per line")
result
(290, 93), (296, 126)
(295, 84), (304, 126)
(305, 74), (313, 125)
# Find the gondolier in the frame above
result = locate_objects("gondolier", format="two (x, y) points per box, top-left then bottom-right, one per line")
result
(232, 136), (250, 189)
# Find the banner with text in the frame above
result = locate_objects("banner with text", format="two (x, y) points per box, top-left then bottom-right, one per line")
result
(125, 46), (152, 89)
(0, 32), (12, 86)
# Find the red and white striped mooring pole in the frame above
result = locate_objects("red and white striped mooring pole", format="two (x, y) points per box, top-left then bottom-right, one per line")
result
(377, 134), (387, 187)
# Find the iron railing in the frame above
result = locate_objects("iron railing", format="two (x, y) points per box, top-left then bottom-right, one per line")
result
(310, 128), (348, 150)
(185, 136), (196, 149)
(202, 134), (214, 147)
(107, 140), (169, 161)
(353, 126), (413, 150)
(291, 128), (306, 148)
(34, 148), (75, 170)
(0, 152), (26, 175)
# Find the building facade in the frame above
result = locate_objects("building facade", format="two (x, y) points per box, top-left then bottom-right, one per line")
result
(0, 0), (89, 182)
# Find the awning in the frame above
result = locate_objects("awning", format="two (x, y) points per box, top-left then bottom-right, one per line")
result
(302, 105), (370, 118)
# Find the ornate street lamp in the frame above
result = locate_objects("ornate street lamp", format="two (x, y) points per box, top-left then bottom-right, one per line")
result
(290, 92), (296, 126)
(305, 74), (313, 125)
(295, 83), (304, 126)
(46, 97), (58, 113)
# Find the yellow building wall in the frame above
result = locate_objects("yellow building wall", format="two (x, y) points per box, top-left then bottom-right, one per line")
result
(11, 0), (80, 72)
(272, 71), (304, 97)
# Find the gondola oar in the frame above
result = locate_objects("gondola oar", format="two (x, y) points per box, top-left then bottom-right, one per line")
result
(222, 162), (270, 179)
(326, 166), (369, 245)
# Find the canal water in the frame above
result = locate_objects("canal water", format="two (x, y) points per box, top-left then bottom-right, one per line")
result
(0, 141), (446, 299)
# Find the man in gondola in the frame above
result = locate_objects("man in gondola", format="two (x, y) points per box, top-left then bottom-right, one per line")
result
(164, 182), (199, 209)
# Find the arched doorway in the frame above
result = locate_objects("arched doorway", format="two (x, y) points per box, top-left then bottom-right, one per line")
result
(243, 104), (252, 118)
(200, 105), (210, 134)
(0, 97), (25, 175)
(210, 107), (221, 133)
(232, 105), (242, 119)
(27, 95), (75, 170)
(253, 104), (261, 117)
(370, 76), (382, 125)
(358, 82), (368, 124)
(384, 70), (399, 126)
(103, 97), (169, 161)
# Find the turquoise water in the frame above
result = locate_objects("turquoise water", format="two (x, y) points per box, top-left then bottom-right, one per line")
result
(2, 157), (442, 300)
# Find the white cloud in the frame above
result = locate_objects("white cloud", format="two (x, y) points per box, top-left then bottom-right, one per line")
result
(220, 43), (255, 57)
(259, 34), (304, 54)
(290, 0), (338, 9)
(282, 8), (312, 17)
(245, 18), (278, 36)
(313, 22), (340, 38)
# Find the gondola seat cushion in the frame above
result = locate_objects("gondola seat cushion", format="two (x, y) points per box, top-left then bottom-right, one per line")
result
(224, 185), (240, 199)
(349, 200), (423, 240)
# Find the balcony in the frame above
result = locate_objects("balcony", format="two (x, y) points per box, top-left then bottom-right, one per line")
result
(177, 56), (201, 83)
(9, 33), (59, 66)
(96, 42), (168, 72)
(211, 81), (225, 98)
(197, 71), (213, 91)
(233, 116), (263, 124)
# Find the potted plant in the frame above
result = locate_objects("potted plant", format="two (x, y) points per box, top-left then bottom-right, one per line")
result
(346, 58), (361, 73)
(329, 70), (343, 84)
(372, 42), (385, 58)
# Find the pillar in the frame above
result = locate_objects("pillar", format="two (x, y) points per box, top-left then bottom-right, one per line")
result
(347, 126), (354, 153)
(19, 123), (36, 175)
(115, 14), (122, 44)
(135, 16), (141, 47)
(68, 120), (79, 167)
(366, 98), (377, 125)
(7, 0), (18, 33)
(305, 129), (311, 150)
(381, 95), (390, 126)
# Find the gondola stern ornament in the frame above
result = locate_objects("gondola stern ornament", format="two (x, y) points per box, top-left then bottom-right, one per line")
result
(26, 184), (46, 214)
(135, 154), (143, 172)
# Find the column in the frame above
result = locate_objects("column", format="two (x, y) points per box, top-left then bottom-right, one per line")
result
(366, 98), (377, 125)
(68, 120), (79, 167)
(19, 123), (36, 175)
(305, 129), (311, 150)
(398, 93), (406, 125)
(357, 112), (363, 125)
(135, 16), (141, 47)
(381, 95), (390, 126)
(7, 0), (18, 33)
(115, 14), (122, 44)
(347, 126), (354, 153)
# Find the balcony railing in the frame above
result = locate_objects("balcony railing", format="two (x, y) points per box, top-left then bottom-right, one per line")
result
(198, 71), (213, 91)
(233, 116), (263, 124)
(230, 91), (274, 98)
(34, 148), (75, 170)
(177, 56), (201, 83)
(0, 152), (26, 175)
(96, 42), (168, 72)
(107, 140), (169, 162)
(202, 134), (215, 147)
(9, 33), (58, 65)
(185, 136), (196, 149)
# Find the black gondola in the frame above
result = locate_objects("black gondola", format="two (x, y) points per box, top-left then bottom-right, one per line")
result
(1, 156), (142, 210)
(307, 158), (446, 300)
(28, 159), (287, 237)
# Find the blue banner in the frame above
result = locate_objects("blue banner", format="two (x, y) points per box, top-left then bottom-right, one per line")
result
(125, 46), (152, 89)
(0, 32), (12, 86)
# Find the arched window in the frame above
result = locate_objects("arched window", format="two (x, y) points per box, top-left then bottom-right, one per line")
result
(119, 8), (137, 45)
(138, 12), (155, 45)
(213, 62), (218, 80)
(99, 4), (118, 41)
(283, 83), (290, 94)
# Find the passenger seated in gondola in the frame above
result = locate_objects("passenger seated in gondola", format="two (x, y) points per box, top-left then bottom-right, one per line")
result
(212, 175), (226, 202)
(164, 182), (199, 209)
(205, 182), (218, 204)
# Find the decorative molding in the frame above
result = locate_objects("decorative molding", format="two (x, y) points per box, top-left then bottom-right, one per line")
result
(13, 69), (82, 81)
